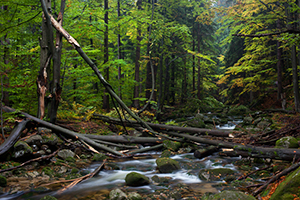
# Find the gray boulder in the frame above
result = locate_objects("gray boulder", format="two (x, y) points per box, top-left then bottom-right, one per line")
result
(57, 149), (75, 160)
(109, 188), (128, 200)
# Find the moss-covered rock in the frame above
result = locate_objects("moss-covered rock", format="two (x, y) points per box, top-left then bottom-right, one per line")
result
(186, 114), (206, 128)
(202, 190), (256, 200)
(109, 188), (127, 200)
(57, 149), (75, 160)
(13, 141), (33, 158)
(40, 195), (58, 200)
(269, 166), (300, 200)
(161, 150), (172, 157)
(125, 172), (149, 187)
(198, 168), (235, 181)
(42, 133), (59, 146)
(275, 136), (299, 148)
(0, 176), (7, 187)
(156, 157), (180, 173)
(151, 175), (171, 186)
(163, 140), (181, 152)
(42, 167), (55, 177)
(25, 135), (43, 147)
(92, 153), (107, 161)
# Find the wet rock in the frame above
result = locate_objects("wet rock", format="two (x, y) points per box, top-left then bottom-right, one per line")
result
(42, 133), (59, 146)
(35, 150), (46, 157)
(0, 175), (7, 187)
(109, 188), (128, 200)
(156, 157), (180, 173)
(25, 135), (43, 148)
(13, 141), (33, 158)
(275, 136), (299, 148)
(269, 166), (300, 199)
(26, 171), (40, 178)
(151, 175), (171, 186)
(163, 140), (181, 152)
(243, 116), (253, 125)
(186, 114), (206, 128)
(57, 149), (75, 160)
(125, 172), (149, 187)
(203, 190), (255, 200)
(92, 153), (107, 161)
(127, 192), (142, 200)
(40, 195), (58, 200)
(198, 168), (235, 181)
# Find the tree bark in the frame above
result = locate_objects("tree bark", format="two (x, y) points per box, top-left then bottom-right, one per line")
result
(102, 0), (110, 111)
(93, 113), (231, 137)
(292, 45), (300, 112)
(0, 119), (29, 158)
(83, 134), (165, 144)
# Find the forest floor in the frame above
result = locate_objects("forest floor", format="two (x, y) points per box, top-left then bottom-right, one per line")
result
(0, 109), (300, 199)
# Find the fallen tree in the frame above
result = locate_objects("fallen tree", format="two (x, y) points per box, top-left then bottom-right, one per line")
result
(2, 106), (123, 157)
(93, 113), (231, 137)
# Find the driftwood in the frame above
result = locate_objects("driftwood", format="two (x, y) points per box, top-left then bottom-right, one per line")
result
(165, 131), (300, 161)
(93, 114), (231, 137)
(0, 149), (59, 173)
(83, 134), (165, 144)
(0, 119), (28, 158)
(2, 106), (123, 156)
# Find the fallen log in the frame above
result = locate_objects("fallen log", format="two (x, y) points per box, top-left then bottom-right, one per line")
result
(165, 131), (300, 161)
(0, 119), (29, 158)
(93, 114), (231, 137)
(83, 134), (165, 144)
(2, 106), (123, 156)
(129, 144), (164, 154)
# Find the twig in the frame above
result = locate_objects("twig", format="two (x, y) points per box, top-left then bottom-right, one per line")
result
(238, 165), (274, 180)
(0, 149), (59, 173)
(57, 159), (106, 193)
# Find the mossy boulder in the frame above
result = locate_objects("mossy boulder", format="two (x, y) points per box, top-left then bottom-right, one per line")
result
(0, 176), (7, 187)
(186, 114), (206, 128)
(275, 136), (299, 148)
(203, 190), (256, 200)
(25, 135), (43, 147)
(92, 153), (107, 161)
(156, 157), (180, 173)
(42, 133), (59, 146)
(269, 166), (300, 200)
(13, 141), (33, 158)
(42, 167), (55, 177)
(163, 140), (181, 152)
(125, 172), (149, 187)
(198, 168), (235, 181)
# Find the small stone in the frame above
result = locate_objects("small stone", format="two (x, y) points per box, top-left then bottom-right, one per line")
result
(57, 149), (75, 160)
(109, 188), (128, 200)
(27, 171), (40, 178)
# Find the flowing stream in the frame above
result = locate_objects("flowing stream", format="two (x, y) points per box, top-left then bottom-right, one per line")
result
(3, 152), (242, 200)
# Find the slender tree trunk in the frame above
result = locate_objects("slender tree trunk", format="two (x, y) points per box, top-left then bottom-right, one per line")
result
(38, 0), (53, 119)
(102, 0), (110, 111)
(276, 20), (284, 103)
(192, 38), (196, 97)
(49, 0), (65, 123)
(170, 56), (175, 105)
(117, 0), (123, 98)
(292, 45), (300, 112)
(133, 0), (142, 108)
(181, 57), (187, 103)
(197, 23), (202, 100)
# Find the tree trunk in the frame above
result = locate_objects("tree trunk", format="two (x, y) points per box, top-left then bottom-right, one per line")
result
(102, 0), (110, 111)
(49, 0), (65, 123)
(197, 23), (202, 100)
(292, 45), (300, 112)
(192, 38), (196, 97)
(117, 0), (123, 98)
(181, 57), (187, 103)
(276, 19), (284, 103)
(133, 0), (142, 108)
(38, 0), (54, 119)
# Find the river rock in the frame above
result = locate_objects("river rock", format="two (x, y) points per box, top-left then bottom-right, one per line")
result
(243, 116), (253, 125)
(203, 190), (255, 200)
(125, 172), (149, 186)
(57, 149), (75, 160)
(163, 140), (181, 152)
(42, 133), (59, 146)
(25, 135), (43, 148)
(127, 192), (142, 200)
(109, 188), (128, 200)
(186, 113), (206, 128)
(40, 195), (58, 200)
(275, 136), (299, 148)
(161, 150), (172, 157)
(13, 141), (33, 158)
(198, 168), (235, 181)
(156, 157), (180, 173)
